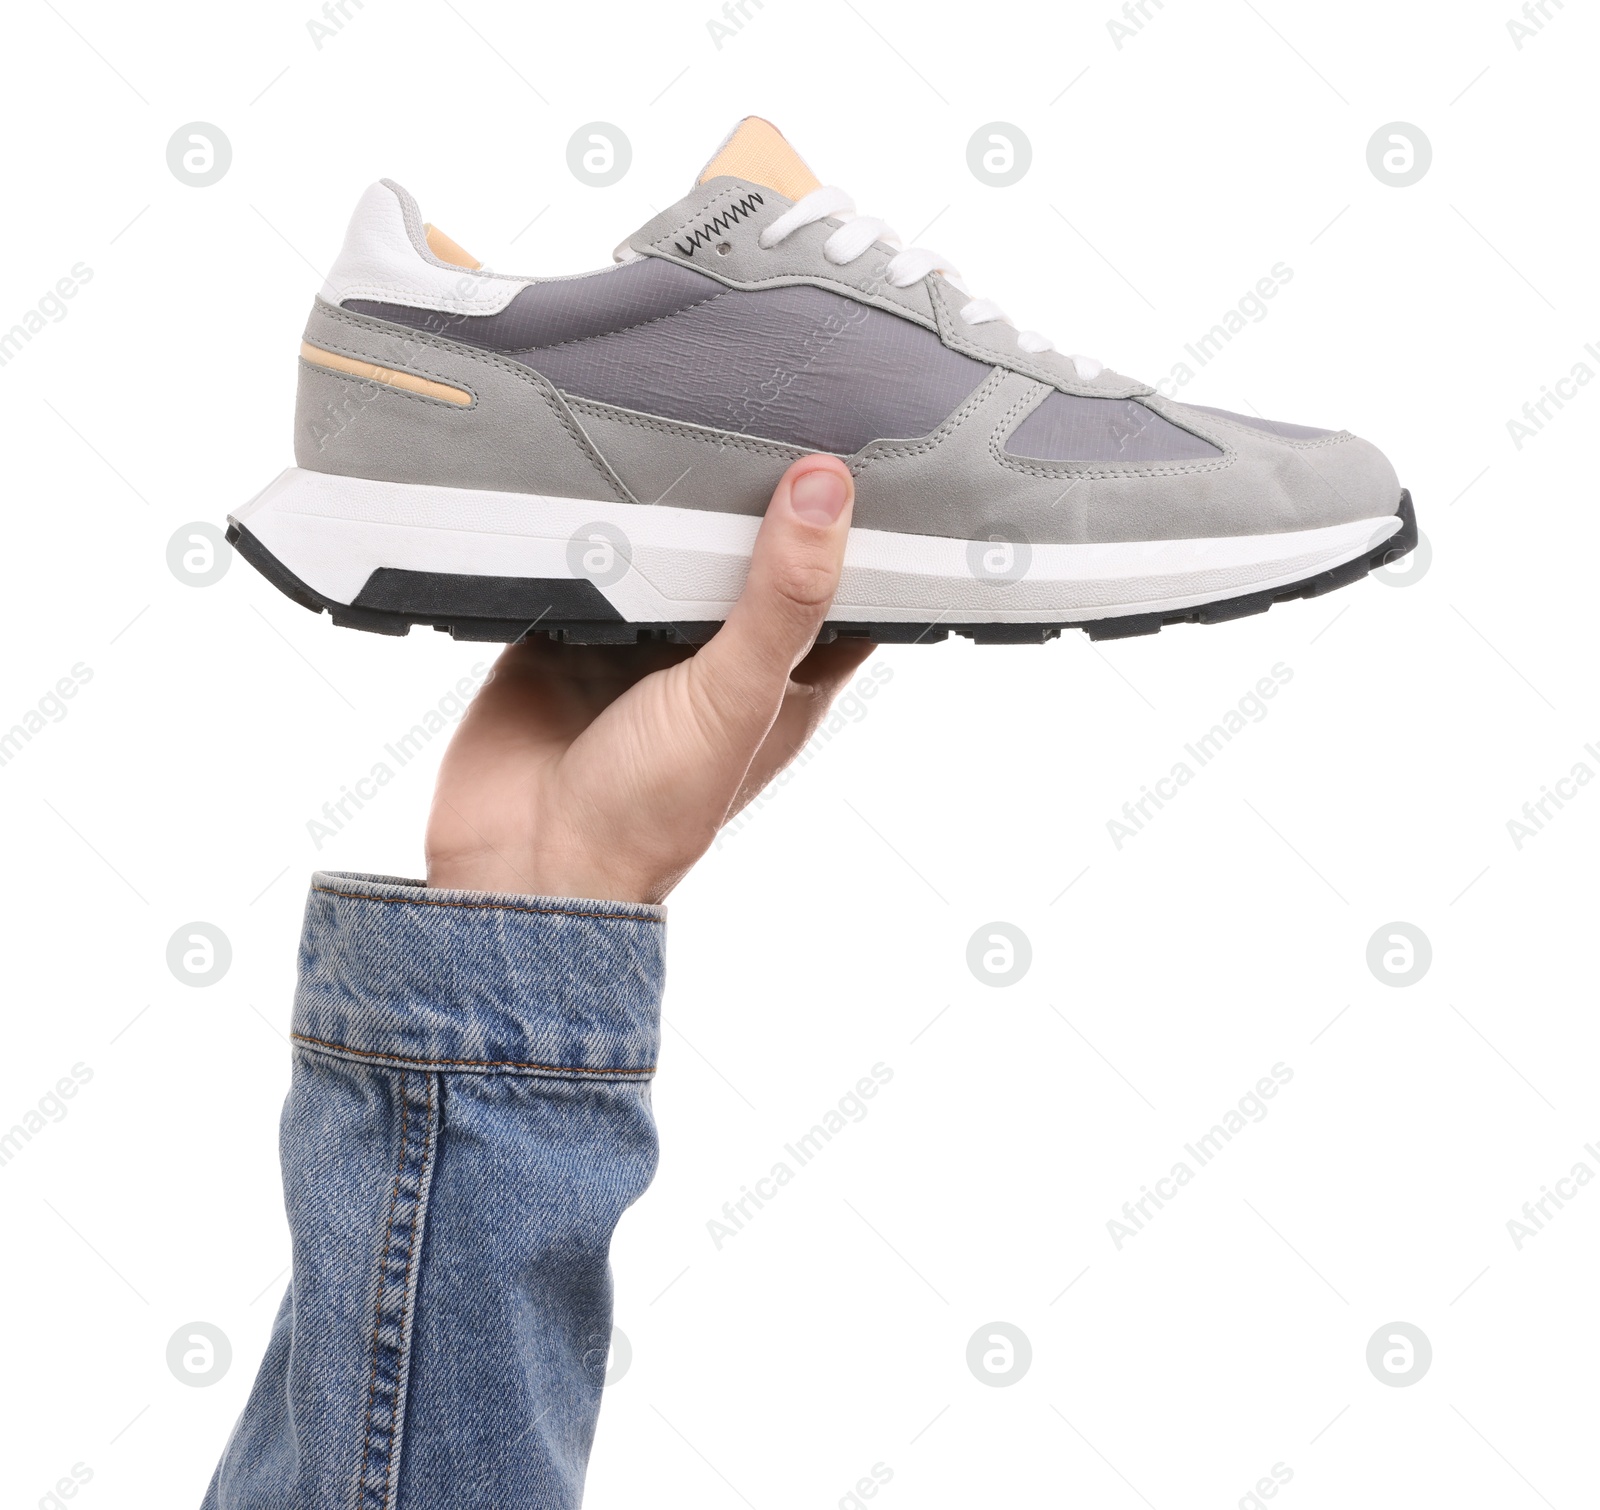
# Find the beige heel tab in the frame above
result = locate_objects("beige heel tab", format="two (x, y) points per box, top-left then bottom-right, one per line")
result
(318, 181), (518, 316)
(697, 117), (820, 201)
(423, 224), (481, 270)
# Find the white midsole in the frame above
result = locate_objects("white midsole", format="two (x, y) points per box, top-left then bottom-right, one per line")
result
(232, 468), (1403, 624)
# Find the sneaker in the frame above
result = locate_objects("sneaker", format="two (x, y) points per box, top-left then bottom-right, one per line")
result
(229, 117), (1416, 644)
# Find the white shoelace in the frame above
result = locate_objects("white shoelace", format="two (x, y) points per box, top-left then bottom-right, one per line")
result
(758, 185), (1104, 381)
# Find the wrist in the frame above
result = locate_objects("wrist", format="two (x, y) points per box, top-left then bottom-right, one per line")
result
(425, 848), (664, 906)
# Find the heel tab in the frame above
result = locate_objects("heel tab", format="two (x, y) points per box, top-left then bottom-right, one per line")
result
(320, 180), (521, 316)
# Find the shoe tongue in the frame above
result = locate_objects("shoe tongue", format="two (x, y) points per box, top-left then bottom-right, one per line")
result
(695, 117), (820, 201)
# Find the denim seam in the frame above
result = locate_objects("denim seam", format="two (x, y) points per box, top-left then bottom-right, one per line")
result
(355, 1086), (407, 1502)
(312, 883), (660, 926)
(294, 1033), (656, 1079)
(385, 1075), (436, 1510)
(355, 1072), (439, 1510)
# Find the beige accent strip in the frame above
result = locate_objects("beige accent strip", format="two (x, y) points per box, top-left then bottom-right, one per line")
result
(300, 342), (473, 407)
(423, 223), (481, 270)
(697, 116), (820, 201)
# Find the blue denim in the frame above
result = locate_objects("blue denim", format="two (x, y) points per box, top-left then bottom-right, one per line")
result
(203, 871), (665, 1510)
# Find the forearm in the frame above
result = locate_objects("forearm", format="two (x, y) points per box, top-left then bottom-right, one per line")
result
(206, 455), (857, 1508)
(205, 872), (663, 1510)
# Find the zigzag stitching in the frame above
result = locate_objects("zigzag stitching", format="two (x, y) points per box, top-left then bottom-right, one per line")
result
(672, 192), (765, 257)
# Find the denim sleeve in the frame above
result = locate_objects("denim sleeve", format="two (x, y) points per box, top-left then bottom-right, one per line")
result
(203, 870), (665, 1510)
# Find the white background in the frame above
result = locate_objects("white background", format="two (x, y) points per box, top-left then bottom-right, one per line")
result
(2, 0), (1596, 1506)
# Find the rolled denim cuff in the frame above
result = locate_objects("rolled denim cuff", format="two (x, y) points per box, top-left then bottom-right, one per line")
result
(290, 871), (664, 1079)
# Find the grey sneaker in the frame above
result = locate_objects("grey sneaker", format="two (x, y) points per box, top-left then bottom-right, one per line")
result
(230, 116), (1415, 644)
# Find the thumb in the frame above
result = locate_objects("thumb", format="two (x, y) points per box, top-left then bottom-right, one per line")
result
(689, 455), (855, 746)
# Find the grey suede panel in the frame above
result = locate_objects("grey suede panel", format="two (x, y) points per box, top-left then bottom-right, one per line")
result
(844, 376), (1402, 543)
(566, 397), (803, 515)
(292, 297), (1402, 545)
(508, 283), (994, 454)
(625, 179), (939, 328)
(926, 277), (1153, 399)
(296, 299), (629, 502)
(345, 256), (728, 353)
(1006, 393), (1222, 463)
(1177, 403), (1338, 441)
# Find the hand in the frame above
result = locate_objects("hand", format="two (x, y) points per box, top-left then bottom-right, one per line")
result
(424, 457), (874, 903)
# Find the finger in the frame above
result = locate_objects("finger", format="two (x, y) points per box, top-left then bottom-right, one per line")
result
(731, 639), (877, 813)
(466, 639), (694, 744)
(790, 636), (877, 690)
(497, 637), (696, 693)
(688, 455), (855, 752)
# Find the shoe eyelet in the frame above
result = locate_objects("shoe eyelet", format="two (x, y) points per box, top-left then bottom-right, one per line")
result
(715, 241), (732, 256)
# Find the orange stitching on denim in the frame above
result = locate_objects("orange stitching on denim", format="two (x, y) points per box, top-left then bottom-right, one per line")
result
(381, 1075), (434, 1510)
(292, 1032), (655, 1077)
(312, 884), (659, 925)
(357, 1074), (409, 1506)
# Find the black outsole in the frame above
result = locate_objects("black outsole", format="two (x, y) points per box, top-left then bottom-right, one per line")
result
(227, 488), (1416, 646)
